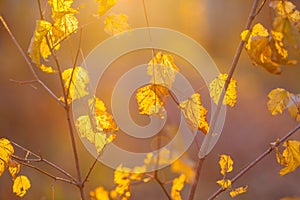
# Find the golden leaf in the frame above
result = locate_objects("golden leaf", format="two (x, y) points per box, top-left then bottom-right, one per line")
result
(179, 93), (209, 134)
(89, 97), (119, 132)
(287, 94), (300, 121)
(147, 52), (179, 88)
(241, 23), (297, 74)
(229, 186), (248, 197)
(0, 138), (14, 176)
(8, 160), (20, 180)
(62, 67), (89, 102)
(136, 84), (169, 119)
(39, 64), (56, 73)
(219, 154), (233, 176)
(276, 140), (300, 176)
(13, 175), (31, 197)
(171, 174), (186, 200)
(267, 88), (290, 115)
(216, 179), (232, 189)
(209, 74), (237, 107)
(97, 0), (116, 16)
(104, 13), (131, 35)
(90, 186), (110, 200)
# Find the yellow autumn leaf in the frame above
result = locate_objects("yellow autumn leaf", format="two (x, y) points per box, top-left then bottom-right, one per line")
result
(171, 174), (186, 200)
(62, 67), (89, 102)
(136, 84), (169, 119)
(90, 186), (110, 200)
(179, 93), (209, 134)
(276, 140), (300, 176)
(209, 74), (237, 107)
(147, 52), (179, 88)
(53, 13), (78, 37)
(144, 148), (173, 168)
(241, 23), (296, 74)
(13, 175), (31, 197)
(270, 0), (300, 32)
(0, 138), (14, 176)
(97, 0), (116, 16)
(8, 160), (20, 180)
(88, 97), (118, 132)
(219, 154), (233, 176)
(229, 186), (248, 198)
(76, 115), (113, 153)
(267, 88), (290, 115)
(28, 20), (53, 65)
(48, 0), (78, 17)
(104, 13), (131, 35)
(216, 179), (232, 189)
(171, 157), (195, 183)
(287, 93), (300, 121)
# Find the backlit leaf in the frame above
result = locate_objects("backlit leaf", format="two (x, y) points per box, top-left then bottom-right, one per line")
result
(209, 74), (237, 107)
(219, 154), (233, 176)
(179, 93), (209, 134)
(104, 13), (131, 35)
(97, 0), (116, 16)
(216, 179), (231, 189)
(147, 52), (179, 88)
(171, 174), (186, 200)
(241, 23), (297, 74)
(0, 138), (14, 176)
(287, 94), (300, 121)
(40, 64), (56, 73)
(136, 84), (169, 119)
(267, 88), (290, 115)
(13, 175), (31, 197)
(276, 140), (300, 176)
(62, 67), (89, 102)
(229, 186), (248, 198)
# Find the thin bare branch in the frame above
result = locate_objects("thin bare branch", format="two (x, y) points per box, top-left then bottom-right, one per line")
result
(208, 123), (300, 199)
(11, 141), (77, 182)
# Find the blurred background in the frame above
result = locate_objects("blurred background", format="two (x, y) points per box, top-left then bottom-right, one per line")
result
(0, 0), (300, 199)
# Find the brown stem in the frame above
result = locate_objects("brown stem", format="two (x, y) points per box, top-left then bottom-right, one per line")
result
(11, 141), (77, 182)
(208, 123), (300, 199)
(20, 161), (77, 185)
(188, 0), (263, 199)
(188, 157), (205, 200)
(154, 176), (172, 200)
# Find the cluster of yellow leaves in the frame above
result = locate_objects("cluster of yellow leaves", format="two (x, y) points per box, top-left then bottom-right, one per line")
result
(28, 0), (79, 73)
(0, 138), (31, 197)
(179, 93), (209, 134)
(241, 1), (300, 74)
(171, 156), (195, 183)
(171, 174), (186, 200)
(61, 66), (89, 102)
(276, 140), (300, 176)
(267, 88), (300, 121)
(136, 52), (210, 134)
(216, 154), (248, 198)
(90, 186), (110, 200)
(209, 73), (237, 107)
(76, 96), (118, 153)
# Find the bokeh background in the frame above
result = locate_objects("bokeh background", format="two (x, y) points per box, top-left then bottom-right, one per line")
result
(1, 0), (300, 199)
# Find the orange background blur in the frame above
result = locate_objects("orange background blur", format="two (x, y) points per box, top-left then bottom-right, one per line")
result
(0, 0), (300, 199)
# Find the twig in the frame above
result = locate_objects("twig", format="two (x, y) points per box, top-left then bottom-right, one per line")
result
(188, 0), (263, 199)
(11, 141), (77, 182)
(0, 16), (64, 107)
(20, 161), (77, 185)
(82, 152), (103, 185)
(154, 176), (172, 200)
(208, 123), (300, 200)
